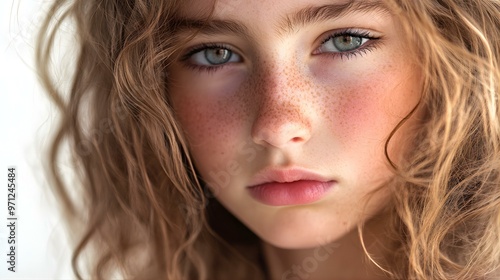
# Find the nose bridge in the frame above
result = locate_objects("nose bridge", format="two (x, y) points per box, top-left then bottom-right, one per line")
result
(250, 57), (314, 148)
(254, 51), (312, 108)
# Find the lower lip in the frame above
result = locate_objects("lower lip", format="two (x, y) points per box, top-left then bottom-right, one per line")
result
(247, 180), (334, 206)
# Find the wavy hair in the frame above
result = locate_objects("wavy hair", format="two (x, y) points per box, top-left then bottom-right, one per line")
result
(384, 0), (500, 279)
(36, 0), (500, 279)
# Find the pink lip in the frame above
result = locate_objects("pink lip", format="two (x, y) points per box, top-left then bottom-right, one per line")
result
(247, 168), (335, 206)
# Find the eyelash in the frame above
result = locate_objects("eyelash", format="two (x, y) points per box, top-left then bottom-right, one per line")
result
(181, 43), (237, 74)
(180, 29), (381, 73)
(317, 29), (381, 60)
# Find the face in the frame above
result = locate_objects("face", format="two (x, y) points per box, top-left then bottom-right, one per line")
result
(168, 0), (421, 249)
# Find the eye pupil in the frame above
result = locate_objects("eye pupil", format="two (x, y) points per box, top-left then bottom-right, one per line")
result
(205, 48), (231, 65)
(333, 35), (362, 51)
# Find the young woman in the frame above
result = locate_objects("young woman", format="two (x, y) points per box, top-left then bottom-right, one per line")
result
(37, 0), (500, 279)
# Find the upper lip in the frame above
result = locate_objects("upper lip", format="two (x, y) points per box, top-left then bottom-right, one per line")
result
(248, 167), (332, 187)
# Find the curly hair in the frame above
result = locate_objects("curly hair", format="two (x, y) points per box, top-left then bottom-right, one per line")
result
(36, 0), (500, 279)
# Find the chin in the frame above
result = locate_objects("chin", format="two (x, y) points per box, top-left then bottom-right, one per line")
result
(252, 216), (355, 250)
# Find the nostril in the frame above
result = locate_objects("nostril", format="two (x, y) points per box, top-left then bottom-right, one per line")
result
(291, 137), (303, 143)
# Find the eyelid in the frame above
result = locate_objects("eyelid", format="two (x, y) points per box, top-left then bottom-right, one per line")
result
(320, 28), (378, 43)
(313, 28), (381, 54)
(181, 43), (241, 61)
(181, 43), (218, 61)
(179, 43), (245, 74)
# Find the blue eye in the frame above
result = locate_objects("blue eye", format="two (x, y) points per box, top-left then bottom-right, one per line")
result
(321, 35), (367, 52)
(316, 30), (379, 56)
(188, 46), (242, 66)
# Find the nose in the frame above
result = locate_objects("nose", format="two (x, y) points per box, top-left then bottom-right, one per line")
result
(250, 66), (313, 149)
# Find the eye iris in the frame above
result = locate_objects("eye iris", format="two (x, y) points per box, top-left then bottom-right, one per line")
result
(333, 35), (362, 52)
(205, 48), (231, 65)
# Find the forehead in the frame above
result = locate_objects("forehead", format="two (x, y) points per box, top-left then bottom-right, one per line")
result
(177, 0), (390, 21)
(175, 0), (392, 39)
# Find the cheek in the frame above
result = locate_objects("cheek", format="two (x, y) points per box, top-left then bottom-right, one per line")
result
(326, 62), (419, 144)
(319, 61), (421, 184)
(168, 81), (250, 181)
(173, 99), (231, 147)
(169, 70), (247, 145)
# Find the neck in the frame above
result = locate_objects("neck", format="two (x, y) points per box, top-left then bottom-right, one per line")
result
(260, 214), (395, 280)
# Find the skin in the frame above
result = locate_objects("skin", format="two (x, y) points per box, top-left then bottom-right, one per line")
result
(168, 0), (422, 278)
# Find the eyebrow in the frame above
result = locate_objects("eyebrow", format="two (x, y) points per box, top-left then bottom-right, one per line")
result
(170, 18), (250, 37)
(278, 0), (389, 35)
(170, 0), (389, 38)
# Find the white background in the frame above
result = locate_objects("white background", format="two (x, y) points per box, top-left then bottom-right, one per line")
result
(0, 0), (74, 279)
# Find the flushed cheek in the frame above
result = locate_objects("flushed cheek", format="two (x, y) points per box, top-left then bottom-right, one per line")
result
(173, 99), (230, 146)
(169, 71), (247, 147)
(327, 63), (417, 143)
(169, 86), (252, 189)
(323, 79), (387, 147)
(320, 64), (419, 185)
